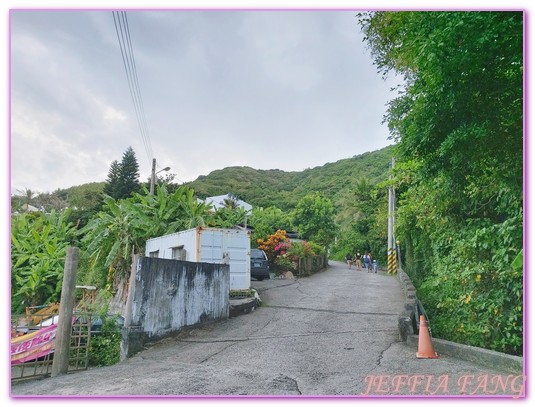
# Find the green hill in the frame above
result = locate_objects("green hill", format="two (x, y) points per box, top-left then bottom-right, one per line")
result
(185, 145), (395, 211)
(14, 146), (394, 225)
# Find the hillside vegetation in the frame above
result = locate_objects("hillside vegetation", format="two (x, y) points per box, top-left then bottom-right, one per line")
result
(185, 146), (394, 212)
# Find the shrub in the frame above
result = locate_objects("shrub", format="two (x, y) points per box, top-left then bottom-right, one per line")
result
(88, 316), (122, 367)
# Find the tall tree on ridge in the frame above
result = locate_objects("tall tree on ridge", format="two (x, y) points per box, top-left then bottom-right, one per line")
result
(117, 147), (140, 199)
(104, 147), (141, 200)
(104, 160), (121, 199)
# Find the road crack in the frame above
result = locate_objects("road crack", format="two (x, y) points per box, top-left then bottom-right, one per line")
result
(376, 340), (398, 366)
(177, 328), (399, 344)
(265, 304), (399, 316)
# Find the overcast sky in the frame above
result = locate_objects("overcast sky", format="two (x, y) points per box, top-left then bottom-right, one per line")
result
(10, 9), (403, 195)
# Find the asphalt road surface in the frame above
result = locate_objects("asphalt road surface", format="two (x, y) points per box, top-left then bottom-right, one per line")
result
(11, 261), (524, 398)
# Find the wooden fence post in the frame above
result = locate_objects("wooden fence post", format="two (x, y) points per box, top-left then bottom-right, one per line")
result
(51, 246), (79, 377)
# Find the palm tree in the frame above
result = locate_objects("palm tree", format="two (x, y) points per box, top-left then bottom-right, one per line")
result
(223, 196), (239, 210)
(17, 188), (37, 205)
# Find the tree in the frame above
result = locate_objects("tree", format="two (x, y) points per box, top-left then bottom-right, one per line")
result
(331, 178), (388, 262)
(117, 147), (140, 199)
(358, 11), (523, 354)
(79, 196), (153, 289)
(291, 192), (336, 248)
(359, 11), (523, 216)
(209, 207), (247, 229)
(104, 147), (141, 200)
(103, 160), (121, 198)
(223, 196), (239, 210)
(66, 183), (105, 229)
(249, 206), (292, 246)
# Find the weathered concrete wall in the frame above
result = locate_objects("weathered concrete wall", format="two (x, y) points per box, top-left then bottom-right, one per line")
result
(397, 268), (418, 341)
(296, 255), (328, 277)
(131, 257), (230, 338)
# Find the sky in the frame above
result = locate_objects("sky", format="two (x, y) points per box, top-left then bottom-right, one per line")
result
(8, 8), (405, 195)
(2, 1), (533, 406)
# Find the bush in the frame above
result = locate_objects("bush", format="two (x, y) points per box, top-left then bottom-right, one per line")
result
(417, 216), (523, 355)
(88, 316), (121, 367)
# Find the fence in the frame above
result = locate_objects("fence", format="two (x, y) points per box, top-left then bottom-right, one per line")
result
(295, 254), (328, 277)
(11, 312), (92, 382)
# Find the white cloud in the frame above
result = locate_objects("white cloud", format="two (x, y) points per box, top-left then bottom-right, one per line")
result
(103, 105), (127, 121)
(10, 10), (401, 194)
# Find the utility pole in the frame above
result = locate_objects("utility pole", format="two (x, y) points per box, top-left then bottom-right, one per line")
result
(149, 158), (156, 195)
(387, 157), (397, 274)
(149, 159), (170, 195)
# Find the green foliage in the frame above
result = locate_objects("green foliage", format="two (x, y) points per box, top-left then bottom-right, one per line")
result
(88, 316), (121, 367)
(64, 182), (106, 230)
(79, 196), (150, 289)
(209, 207), (247, 229)
(359, 11), (523, 355)
(418, 215), (523, 354)
(275, 254), (296, 272)
(185, 147), (394, 214)
(133, 184), (212, 234)
(229, 289), (256, 299)
(291, 192), (336, 248)
(103, 160), (121, 198)
(104, 147), (141, 200)
(274, 240), (323, 272)
(248, 206), (292, 246)
(79, 184), (213, 290)
(11, 211), (77, 313)
(330, 178), (388, 264)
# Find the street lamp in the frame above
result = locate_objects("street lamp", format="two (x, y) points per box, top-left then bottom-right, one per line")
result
(149, 158), (170, 195)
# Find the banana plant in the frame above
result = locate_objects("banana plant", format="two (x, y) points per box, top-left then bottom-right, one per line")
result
(11, 210), (76, 313)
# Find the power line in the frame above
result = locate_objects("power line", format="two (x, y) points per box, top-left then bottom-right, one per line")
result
(112, 11), (154, 163)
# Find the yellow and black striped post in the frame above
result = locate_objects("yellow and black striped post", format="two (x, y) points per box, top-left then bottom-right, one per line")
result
(387, 248), (397, 274)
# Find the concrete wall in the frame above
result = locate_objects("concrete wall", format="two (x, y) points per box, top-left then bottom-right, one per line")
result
(131, 257), (230, 338)
(145, 227), (251, 290)
(296, 255), (329, 277)
(397, 268), (418, 341)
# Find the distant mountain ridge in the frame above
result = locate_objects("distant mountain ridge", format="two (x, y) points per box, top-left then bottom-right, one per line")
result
(185, 145), (395, 211)
(15, 146), (394, 214)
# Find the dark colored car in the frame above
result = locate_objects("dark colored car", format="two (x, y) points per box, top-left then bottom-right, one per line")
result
(89, 314), (125, 334)
(250, 249), (270, 281)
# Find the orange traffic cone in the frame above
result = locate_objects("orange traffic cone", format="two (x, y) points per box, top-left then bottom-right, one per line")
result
(416, 315), (439, 358)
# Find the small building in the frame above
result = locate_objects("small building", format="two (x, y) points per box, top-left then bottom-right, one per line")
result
(145, 226), (251, 290)
(204, 194), (252, 212)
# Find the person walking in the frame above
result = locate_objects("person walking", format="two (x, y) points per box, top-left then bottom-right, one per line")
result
(363, 251), (371, 273)
(346, 253), (353, 269)
(355, 252), (362, 270)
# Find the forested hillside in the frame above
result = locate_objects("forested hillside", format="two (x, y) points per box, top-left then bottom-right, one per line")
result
(185, 146), (394, 211)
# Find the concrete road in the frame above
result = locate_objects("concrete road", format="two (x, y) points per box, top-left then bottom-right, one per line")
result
(11, 261), (524, 397)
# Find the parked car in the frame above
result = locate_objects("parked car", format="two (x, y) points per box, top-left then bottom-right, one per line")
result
(86, 314), (125, 334)
(250, 249), (270, 281)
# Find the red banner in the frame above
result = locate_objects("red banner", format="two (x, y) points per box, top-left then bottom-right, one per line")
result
(11, 324), (57, 365)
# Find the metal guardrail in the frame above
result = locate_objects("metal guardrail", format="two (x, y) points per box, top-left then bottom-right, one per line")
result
(415, 299), (433, 337)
